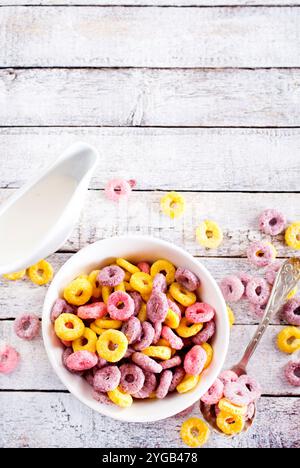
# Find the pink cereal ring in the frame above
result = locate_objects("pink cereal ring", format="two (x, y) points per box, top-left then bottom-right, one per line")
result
(265, 262), (281, 286)
(152, 274), (167, 294)
(105, 178), (132, 202)
(153, 321), (162, 345)
(147, 293), (169, 324)
(14, 314), (40, 340)
(220, 275), (244, 302)
(201, 378), (224, 405)
(161, 355), (182, 370)
(185, 302), (215, 324)
(62, 348), (82, 375)
(124, 347), (135, 359)
(65, 350), (98, 372)
(238, 375), (262, 402)
(224, 381), (251, 406)
(132, 352), (162, 374)
(175, 267), (200, 292)
(259, 209), (286, 236)
(77, 302), (107, 320)
(245, 402), (256, 420)
(246, 277), (270, 306)
(249, 303), (266, 319)
(121, 316), (142, 344)
(0, 344), (20, 374)
(237, 273), (252, 298)
(161, 326), (184, 350)
(93, 366), (121, 392)
(282, 298), (300, 327)
(133, 371), (157, 399)
(184, 345), (207, 376)
(156, 370), (173, 399)
(192, 320), (216, 345)
(107, 291), (135, 321)
(92, 389), (115, 406)
(98, 265), (125, 287)
(219, 369), (238, 386)
(167, 298), (181, 319)
(169, 366), (185, 392)
(284, 361), (300, 387)
(247, 241), (276, 268)
(134, 321), (155, 351)
(129, 292), (143, 315)
(137, 262), (150, 274)
(119, 363), (145, 394)
(50, 298), (76, 322)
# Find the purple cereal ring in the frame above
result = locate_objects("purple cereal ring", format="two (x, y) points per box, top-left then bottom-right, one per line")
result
(161, 326), (184, 350)
(220, 276), (244, 302)
(124, 347), (135, 359)
(246, 277), (270, 306)
(93, 365), (121, 392)
(133, 371), (157, 399)
(78, 302), (107, 320)
(161, 355), (182, 370)
(245, 402), (256, 420)
(14, 314), (40, 340)
(0, 344), (20, 374)
(201, 378), (224, 405)
(167, 298), (182, 319)
(152, 274), (167, 294)
(97, 356), (108, 369)
(185, 302), (215, 324)
(249, 303), (266, 319)
(192, 320), (216, 345)
(219, 369), (238, 386)
(84, 370), (94, 386)
(121, 316), (142, 344)
(169, 366), (185, 392)
(147, 292), (169, 324)
(97, 265), (125, 287)
(237, 273), (252, 298)
(137, 262), (150, 274)
(107, 291), (135, 321)
(282, 298), (300, 326)
(132, 352), (162, 374)
(134, 321), (155, 351)
(65, 350), (98, 372)
(50, 298), (75, 322)
(175, 267), (200, 292)
(284, 361), (300, 387)
(156, 370), (173, 399)
(92, 389), (115, 406)
(129, 291), (143, 315)
(184, 345), (207, 376)
(153, 321), (162, 345)
(224, 381), (251, 406)
(259, 209), (286, 236)
(238, 375), (262, 402)
(265, 261), (281, 286)
(247, 241), (276, 268)
(119, 363), (145, 394)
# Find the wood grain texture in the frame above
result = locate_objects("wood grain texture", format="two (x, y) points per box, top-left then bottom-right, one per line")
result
(1, 68), (300, 126)
(1, 127), (300, 192)
(2, 7), (300, 67)
(1, 1), (300, 6)
(1, 392), (299, 448)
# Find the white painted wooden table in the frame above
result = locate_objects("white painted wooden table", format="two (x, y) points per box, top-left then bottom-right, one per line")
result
(1, 0), (300, 449)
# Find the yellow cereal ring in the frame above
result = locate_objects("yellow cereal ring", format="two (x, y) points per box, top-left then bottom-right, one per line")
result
(196, 220), (223, 249)
(169, 282), (196, 307)
(142, 346), (172, 360)
(116, 258), (140, 274)
(102, 285), (112, 304)
(216, 411), (244, 436)
(277, 326), (300, 354)
(285, 222), (300, 250)
(148, 391), (157, 399)
(124, 281), (134, 292)
(96, 329), (128, 362)
(164, 308), (180, 329)
(94, 318), (122, 329)
(3, 269), (26, 281)
(286, 287), (298, 300)
(227, 305), (235, 328)
(202, 343), (213, 369)
(107, 387), (133, 408)
(124, 271), (131, 282)
(72, 327), (97, 353)
(150, 259), (176, 285)
(218, 398), (247, 417)
(88, 270), (102, 298)
(27, 260), (54, 286)
(90, 322), (106, 335)
(137, 302), (147, 322)
(130, 272), (153, 295)
(156, 338), (176, 356)
(115, 282), (126, 292)
(160, 191), (186, 219)
(176, 317), (203, 338)
(180, 417), (210, 448)
(54, 313), (85, 341)
(176, 374), (200, 394)
(63, 276), (93, 306)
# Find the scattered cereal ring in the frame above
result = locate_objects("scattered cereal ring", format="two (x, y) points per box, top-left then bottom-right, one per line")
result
(129, 291), (143, 315)
(192, 320), (215, 345)
(88, 270), (102, 298)
(284, 361), (300, 387)
(107, 386), (133, 408)
(92, 389), (115, 406)
(247, 241), (277, 268)
(0, 344), (20, 374)
(224, 381), (251, 407)
(156, 370), (173, 399)
(152, 273), (167, 294)
(137, 262), (150, 274)
(63, 277), (93, 306)
(137, 302), (147, 322)
(220, 276), (244, 303)
(161, 326), (183, 350)
(105, 178), (132, 202)
(132, 352), (162, 374)
(121, 316), (142, 344)
(101, 285), (112, 304)
(180, 417), (210, 448)
(164, 308), (180, 329)
(3, 270), (26, 281)
(196, 220), (223, 249)
(133, 371), (157, 399)
(216, 411), (244, 436)
(130, 272), (153, 295)
(219, 370), (238, 386)
(78, 302), (107, 320)
(186, 302), (215, 324)
(237, 272), (252, 298)
(176, 317), (203, 339)
(202, 343), (213, 369)
(116, 258), (140, 275)
(201, 378), (224, 405)
(98, 265), (125, 287)
(94, 318), (122, 330)
(50, 298), (75, 323)
(282, 298), (300, 327)
(226, 305), (235, 327)
(249, 303), (266, 319)
(184, 345), (207, 376)
(160, 191), (185, 219)
(14, 314), (40, 341)
(152, 321), (162, 344)
(238, 375), (262, 403)
(218, 398), (247, 416)
(96, 329), (128, 362)
(93, 365), (121, 392)
(147, 292), (169, 324)
(65, 350), (98, 372)
(119, 363), (145, 394)
(176, 374), (200, 394)
(161, 355), (182, 370)
(107, 291), (135, 321)
(285, 222), (300, 250)
(259, 209), (287, 236)
(142, 345), (172, 361)
(277, 326), (300, 354)
(169, 366), (185, 392)
(265, 262), (281, 286)
(72, 327), (97, 353)
(54, 313), (85, 341)
(27, 259), (53, 286)
(175, 267), (200, 292)
(134, 321), (155, 351)
(246, 277), (270, 306)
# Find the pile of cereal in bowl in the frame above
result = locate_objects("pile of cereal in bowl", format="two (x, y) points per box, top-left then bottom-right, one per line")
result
(51, 258), (217, 408)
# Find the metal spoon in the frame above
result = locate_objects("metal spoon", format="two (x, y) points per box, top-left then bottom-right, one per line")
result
(200, 257), (300, 437)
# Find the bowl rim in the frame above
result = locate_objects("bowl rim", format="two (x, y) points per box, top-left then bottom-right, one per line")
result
(42, 235), (230, 422)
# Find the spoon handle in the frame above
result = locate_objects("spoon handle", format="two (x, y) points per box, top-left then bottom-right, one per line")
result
(236, 258), (300, 373)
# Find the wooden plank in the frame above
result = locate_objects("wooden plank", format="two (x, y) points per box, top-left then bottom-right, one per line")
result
(1, 127), (300, 192)
(1, 392), (299, 447)
(1, 68), (300, 126)
(1, 7), (300, 68)
(1, 1), (300, 7)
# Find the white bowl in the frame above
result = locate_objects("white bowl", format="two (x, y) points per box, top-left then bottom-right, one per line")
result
(42, 236), (229, 423)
